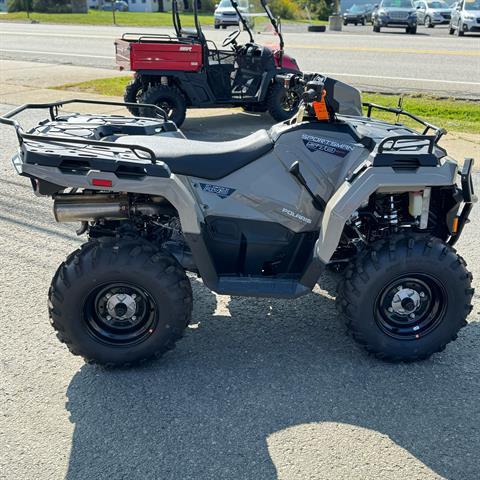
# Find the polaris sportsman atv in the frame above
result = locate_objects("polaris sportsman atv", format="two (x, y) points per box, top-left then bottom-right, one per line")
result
(0, 78), (475, 367)
(115, 0), (302, 127)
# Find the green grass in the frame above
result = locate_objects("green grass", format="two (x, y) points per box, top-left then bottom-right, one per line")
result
(0, 10), (215, 27)
(56, 76), (480, 134)
(0, 9), (326, 27)
(58, 76), (133, 97)
(362, 93), (480, 135)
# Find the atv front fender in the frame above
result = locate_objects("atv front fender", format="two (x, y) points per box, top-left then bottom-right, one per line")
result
(315, 160), (458, 264)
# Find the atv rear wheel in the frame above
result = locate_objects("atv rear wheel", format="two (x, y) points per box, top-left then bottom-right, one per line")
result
(123, 77), (144, 116)
(48, 239), (193, 367)
(266, 83), (300, 122)
(141, 85), (187, 127)
(336, 235), (473, 362)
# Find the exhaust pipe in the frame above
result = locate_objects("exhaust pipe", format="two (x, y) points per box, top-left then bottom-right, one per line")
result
(53, 194), (173, 222)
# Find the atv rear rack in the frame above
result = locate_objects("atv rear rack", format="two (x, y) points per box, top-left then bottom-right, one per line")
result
(0, 99), (176, 181)
(363, 101), (446, 143)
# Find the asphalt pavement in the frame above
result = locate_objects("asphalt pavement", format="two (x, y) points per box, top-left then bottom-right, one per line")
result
(0, 22), (479, 98)
(1, 106), (479, 480)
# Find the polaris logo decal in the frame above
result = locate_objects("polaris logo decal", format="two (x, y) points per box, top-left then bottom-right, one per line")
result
(301, 134), (354, 158)
(179, 46), (193, 52)
(281, 208), (312, 224)
(200, 183), (236, 199)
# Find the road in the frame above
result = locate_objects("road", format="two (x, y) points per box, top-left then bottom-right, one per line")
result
(1, 106), (479, 480)
(0, 22), (479, 98)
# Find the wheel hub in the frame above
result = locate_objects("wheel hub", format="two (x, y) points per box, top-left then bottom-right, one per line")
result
(391, 287), (421, 316)
(106, 293), (137, 321)
(84, 283), (157, 346)
(375, 274), (447, 340)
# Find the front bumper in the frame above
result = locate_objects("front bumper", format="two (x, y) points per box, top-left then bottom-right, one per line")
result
(462, 18), (480, 32)
(449, 158), (477, 245)
(214, 14), (240, 26)
(378, 19), (417, 27)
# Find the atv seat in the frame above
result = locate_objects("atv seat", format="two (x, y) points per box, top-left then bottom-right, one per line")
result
(115, 130), (273, 180)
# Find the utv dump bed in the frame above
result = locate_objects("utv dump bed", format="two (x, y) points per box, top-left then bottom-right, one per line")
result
(115, 33), (204, 72)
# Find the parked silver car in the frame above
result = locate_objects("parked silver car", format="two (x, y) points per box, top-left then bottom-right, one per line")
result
(414, 0), (452, 27)
(449, 0), (480, 35)
(214, 0), (254, 29)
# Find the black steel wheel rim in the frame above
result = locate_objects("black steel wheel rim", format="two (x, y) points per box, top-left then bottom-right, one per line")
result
(84, 283), (157, 346)
(156, 100), (174, 118)
(374, 274), (447, 340)
(280, 90), (300, 113)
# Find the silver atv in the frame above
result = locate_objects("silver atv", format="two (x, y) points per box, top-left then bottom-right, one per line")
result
(1, 78), (476, 366)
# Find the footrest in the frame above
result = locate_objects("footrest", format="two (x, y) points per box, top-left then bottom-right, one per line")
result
(216, 276), (310, 298)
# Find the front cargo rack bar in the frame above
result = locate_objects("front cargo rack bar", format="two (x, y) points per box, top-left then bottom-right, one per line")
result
(363, 102), (446, 143)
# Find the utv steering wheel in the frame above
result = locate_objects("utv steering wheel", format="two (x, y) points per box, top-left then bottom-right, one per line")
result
(222, 29), (241, 48)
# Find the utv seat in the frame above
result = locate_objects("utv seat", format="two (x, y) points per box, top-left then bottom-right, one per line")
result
(115, 130), (273, 180)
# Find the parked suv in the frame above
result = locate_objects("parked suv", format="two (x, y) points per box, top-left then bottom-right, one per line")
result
(449, 0), (480, 35)
(343, 4), (374, 25)
(372, 0), (418, 33)
(214, 0), (253, 29)
(414, 0), (452, 27)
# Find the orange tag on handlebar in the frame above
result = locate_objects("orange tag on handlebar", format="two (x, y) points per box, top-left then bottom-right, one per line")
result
(312, 90), (329, 121)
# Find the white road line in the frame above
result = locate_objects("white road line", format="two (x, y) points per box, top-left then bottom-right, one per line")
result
(0, 48), (112, 59)
(325, 72), (480, 86)
(1, 48), (479, 87)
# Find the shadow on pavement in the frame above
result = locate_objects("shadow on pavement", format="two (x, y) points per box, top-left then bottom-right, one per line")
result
(65, 276), (480, 479)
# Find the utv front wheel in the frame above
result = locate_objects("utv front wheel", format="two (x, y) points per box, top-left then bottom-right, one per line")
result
(141, 85), (187, 127)
(266, 83), (300, 122)
(337, 235), (473, 362)
(123, 77), (144, 116)
(48, 240), (193, 366)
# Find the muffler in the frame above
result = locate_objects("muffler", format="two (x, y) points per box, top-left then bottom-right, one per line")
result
(54, 194), (129, 222)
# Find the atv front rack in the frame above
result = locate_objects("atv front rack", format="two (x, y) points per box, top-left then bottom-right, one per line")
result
(363, 102), (446, 143)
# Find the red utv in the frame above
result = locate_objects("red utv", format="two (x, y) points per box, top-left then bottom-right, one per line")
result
(115, 0), (302, 126)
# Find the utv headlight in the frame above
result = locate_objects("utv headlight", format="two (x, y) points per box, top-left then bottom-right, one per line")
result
(463, 14), (474, 19)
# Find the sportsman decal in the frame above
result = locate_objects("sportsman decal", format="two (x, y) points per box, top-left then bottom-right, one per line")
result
(301, 134), (354, 158)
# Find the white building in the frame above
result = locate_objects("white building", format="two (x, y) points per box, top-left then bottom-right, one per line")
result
(128, 0), (159, 12)
(88, 0), (173, 12)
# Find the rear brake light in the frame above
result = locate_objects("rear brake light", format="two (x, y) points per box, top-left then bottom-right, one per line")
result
(91, 179), (112, 187)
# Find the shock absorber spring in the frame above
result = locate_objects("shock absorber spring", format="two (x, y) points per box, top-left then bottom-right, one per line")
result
(385, 195), (399, 227)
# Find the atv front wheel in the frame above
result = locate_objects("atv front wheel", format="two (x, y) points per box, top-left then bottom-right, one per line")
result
(266, 83), (300, 122)
(48, 239), (193, 366)
(337, 235), (473, 362)
(141, 85), (187, 127)
(123, 77), (144, 116)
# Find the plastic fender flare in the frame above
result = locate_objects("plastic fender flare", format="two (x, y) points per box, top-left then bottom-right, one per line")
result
(315, 161), (458, 264)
